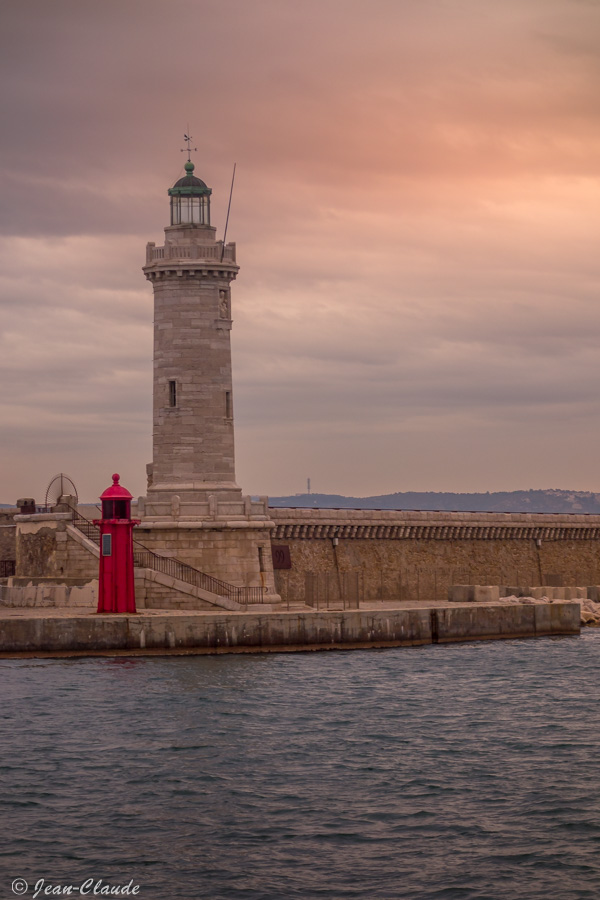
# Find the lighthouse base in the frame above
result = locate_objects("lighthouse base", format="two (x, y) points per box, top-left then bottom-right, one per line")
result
(135, 498), (279, 601)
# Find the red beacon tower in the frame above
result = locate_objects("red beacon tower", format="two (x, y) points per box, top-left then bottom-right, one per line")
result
(94, 474), (140, 614)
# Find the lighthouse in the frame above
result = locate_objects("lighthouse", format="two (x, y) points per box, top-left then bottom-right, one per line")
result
(143, 158), (240, 504)
(139, 147), (277, 596)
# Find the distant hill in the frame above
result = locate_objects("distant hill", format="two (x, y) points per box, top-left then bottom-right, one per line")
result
(268, 489), (600, 514)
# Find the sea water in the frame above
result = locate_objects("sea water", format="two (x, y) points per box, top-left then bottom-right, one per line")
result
(2, 631), (600, 900)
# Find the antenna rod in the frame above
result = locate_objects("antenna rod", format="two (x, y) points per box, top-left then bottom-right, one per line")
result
(221, 163), (237, 261)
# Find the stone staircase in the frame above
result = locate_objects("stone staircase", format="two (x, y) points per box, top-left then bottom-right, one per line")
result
(69, 508), (269, 612)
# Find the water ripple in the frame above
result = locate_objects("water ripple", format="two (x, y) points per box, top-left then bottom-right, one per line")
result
(2, 633), (600, 898)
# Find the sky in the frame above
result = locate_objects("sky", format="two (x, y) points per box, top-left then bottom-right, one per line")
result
(2, 0), (600, 502)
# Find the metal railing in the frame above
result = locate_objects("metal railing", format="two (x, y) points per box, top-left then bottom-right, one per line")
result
(71, 508), (101, 545)
(68, 505), (265, 605)
(147, 242), (236, 263)
(132, 548), (265, 605)
(0, 560), (15, 578)
(283, 567), (600, 606)
(305, 572), (361, 609)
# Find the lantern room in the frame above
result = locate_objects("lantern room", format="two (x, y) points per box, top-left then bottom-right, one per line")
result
(101, 475), (132, 521)
(168, 161), (211, 226)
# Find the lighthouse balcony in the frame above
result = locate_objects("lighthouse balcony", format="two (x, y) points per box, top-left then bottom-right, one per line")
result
(140, 488), (271, 525)
(145, 241), (236, 265)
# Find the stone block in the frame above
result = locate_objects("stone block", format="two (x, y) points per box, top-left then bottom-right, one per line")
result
(502, 586), (531, 598)
(472, 585), (500, 603)
(448, 585), (473, 602)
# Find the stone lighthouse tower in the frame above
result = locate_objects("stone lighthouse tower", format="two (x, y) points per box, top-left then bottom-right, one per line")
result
(138, 155), (277, 596)
(144, 159), (239, 504)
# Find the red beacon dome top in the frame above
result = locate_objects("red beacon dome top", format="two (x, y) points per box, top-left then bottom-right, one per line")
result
(100, 473), (133, 501)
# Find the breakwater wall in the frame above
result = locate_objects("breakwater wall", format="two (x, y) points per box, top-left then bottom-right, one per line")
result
(0, 602), (580, 656)
(0, 508), (16, 564)
(0, 581), (97, 608)
(271, 508), (600, 604)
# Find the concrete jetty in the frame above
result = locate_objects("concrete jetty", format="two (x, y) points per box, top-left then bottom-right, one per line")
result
(0, 601), (581, 657)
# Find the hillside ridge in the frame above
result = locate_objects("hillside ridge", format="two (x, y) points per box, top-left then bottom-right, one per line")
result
(268, 489), (600, 514)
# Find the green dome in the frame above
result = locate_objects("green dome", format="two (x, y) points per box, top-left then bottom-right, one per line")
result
(168, 161), (211, 196)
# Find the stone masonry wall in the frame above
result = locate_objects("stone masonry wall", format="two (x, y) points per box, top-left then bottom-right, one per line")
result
(134, 572), (216, 611)
(0, 509), (16, 561)
(144, 223), (239, 490)
(15, 516), (98, 583)
(134, 524), (277, 594)
(17, 524), (58, 578)
(60, 531), (98, 581)
(151, 275), (236, 485)
(271, 508), (600, 603)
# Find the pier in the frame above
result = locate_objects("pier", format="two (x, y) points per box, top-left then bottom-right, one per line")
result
(0, 601), (580, 657)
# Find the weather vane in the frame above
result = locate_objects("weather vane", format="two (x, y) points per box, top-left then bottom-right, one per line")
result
(181, 132), (197, 163)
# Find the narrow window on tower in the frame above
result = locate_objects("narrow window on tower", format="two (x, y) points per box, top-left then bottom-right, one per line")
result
(225, 391), (232, 418)
(169, 380), (177, 408)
